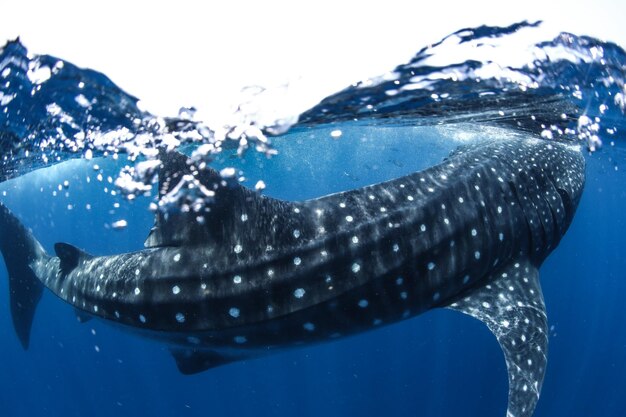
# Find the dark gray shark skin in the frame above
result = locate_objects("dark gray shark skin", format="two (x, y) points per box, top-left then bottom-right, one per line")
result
(0, 135), (585, 417)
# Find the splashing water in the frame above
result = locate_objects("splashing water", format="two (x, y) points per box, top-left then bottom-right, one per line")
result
(1, 21), (625, 211)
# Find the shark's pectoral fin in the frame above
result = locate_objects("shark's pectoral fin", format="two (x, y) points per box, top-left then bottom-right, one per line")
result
(54, 243), (92, 275)
(445, 259), (548, 417)
(170, 348), (237, 375)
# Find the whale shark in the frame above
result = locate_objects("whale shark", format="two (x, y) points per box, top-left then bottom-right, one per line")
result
(0, 135), (585, 417)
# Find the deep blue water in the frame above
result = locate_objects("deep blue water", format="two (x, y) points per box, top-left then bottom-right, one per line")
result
(1, 21), (626, 417)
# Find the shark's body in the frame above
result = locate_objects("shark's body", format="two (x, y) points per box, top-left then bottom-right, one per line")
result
(0, 136), (585, 417)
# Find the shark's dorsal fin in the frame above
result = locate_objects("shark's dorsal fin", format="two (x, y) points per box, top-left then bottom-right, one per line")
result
(169, 348), (237, 375)
(54, 242), (91, 275)
(445, 259), (548, 417)
(156, 150), (225, 198)
(145, 150), (268, 248)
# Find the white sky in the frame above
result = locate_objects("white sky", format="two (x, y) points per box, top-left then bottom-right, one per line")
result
(1, 0), (625, 121)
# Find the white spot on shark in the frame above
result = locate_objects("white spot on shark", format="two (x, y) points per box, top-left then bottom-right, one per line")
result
(187, 336), (200, 344)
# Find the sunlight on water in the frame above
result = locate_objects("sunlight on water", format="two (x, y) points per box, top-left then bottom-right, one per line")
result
(0, 20), (624, 212)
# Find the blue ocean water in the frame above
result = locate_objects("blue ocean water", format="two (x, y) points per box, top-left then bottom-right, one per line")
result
(1, 21), (625, 417)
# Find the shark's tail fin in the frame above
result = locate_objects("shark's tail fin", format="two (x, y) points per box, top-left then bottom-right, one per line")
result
(0, 202), (47, 349)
